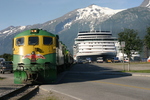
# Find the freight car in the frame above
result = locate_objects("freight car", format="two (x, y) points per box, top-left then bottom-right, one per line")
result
(13, 29), (73, 84)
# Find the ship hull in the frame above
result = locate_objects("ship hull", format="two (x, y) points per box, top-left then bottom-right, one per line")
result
(76, 52), (116, 61)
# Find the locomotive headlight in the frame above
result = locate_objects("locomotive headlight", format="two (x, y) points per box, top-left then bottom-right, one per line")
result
(31, 30), (37, 32)
(20, 48), (24, 56)
(30, 29), (39, 34)
(20, 67), (24, 70)
(18, 66), (24, 71)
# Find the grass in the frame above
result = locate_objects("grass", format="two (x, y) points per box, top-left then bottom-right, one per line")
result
(106, 62), (150, 73)
(122, 70), (150, 73)
(0, 77), (4, 80)
(129, 62), (150, 64)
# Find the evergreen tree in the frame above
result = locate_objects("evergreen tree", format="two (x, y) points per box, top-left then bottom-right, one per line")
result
(118, 29), (143, 60)
(0, 53), (13, 61)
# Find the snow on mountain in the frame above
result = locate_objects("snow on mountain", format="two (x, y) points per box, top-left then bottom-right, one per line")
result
(0, 26), (26, 37)
(76, 5), (123, 20)
(62, 5), (124, 31)
(140, 0), (150, 8)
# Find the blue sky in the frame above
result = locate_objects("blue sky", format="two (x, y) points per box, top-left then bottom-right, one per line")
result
(0, 0), (143, 30)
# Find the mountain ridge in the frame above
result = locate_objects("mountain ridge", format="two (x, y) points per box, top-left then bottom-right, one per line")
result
(0, 2), (150, 55)
(140, 0), (150, 8)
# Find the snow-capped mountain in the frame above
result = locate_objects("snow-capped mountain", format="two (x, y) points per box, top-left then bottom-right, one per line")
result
(74, 5), (123, 31)
(0, 3), (150, 55)
(53, 5), (123, 32)
(76, 5), (123, 21)
(140, 0), (150, 8)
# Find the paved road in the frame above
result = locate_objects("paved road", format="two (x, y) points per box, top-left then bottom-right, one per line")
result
(41, 63), (150, 100)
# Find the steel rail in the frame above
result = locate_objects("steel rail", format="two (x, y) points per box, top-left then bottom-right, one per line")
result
(0, 85), (39, 100)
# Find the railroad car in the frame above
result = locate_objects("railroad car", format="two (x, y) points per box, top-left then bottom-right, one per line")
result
(13, 29), (73, 84)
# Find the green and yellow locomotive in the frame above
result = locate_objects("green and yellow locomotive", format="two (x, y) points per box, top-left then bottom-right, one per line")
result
(13, 29), (73, 84)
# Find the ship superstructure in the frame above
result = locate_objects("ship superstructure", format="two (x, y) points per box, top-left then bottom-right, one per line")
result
(73, 31), (118, 61)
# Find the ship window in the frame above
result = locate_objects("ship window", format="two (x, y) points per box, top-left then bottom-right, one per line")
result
(16, 37), (24, 46)
(43, 37), (53, 45)
(29, 37), (39, 45)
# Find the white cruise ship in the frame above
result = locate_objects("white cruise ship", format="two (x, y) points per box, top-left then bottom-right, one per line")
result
(73, 31), (118, 61)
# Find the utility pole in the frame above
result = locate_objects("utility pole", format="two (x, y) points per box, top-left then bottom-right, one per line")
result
(121, 41), (125, 71)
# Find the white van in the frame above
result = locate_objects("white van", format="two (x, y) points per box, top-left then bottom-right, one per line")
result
(96, 57), (103, 63)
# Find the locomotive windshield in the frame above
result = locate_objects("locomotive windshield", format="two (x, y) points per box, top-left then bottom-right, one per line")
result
(43, 37), (53, 45)
(16, 38), (24, 46)
(29, 37), (39, 45)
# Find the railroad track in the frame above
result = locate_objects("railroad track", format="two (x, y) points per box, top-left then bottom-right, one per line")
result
(0, 85), (39, 100)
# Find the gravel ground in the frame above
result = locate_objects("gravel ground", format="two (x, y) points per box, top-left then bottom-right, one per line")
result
(0, 74), (24, 97)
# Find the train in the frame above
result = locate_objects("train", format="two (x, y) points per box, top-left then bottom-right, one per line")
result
(13, 29), (73, 84)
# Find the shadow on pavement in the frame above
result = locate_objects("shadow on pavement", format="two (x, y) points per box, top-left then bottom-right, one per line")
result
(57, 63), (132, 84)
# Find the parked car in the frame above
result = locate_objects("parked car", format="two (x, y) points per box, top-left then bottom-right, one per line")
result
(82, 59), (87, 64)
(86, 58), (92, 63)
(111, 57), (119, 63)
(106, 58), (112, 63)
(0, 61), (13, 74)
(77, 59), (83, 64)
(96, 57), (103, 63)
